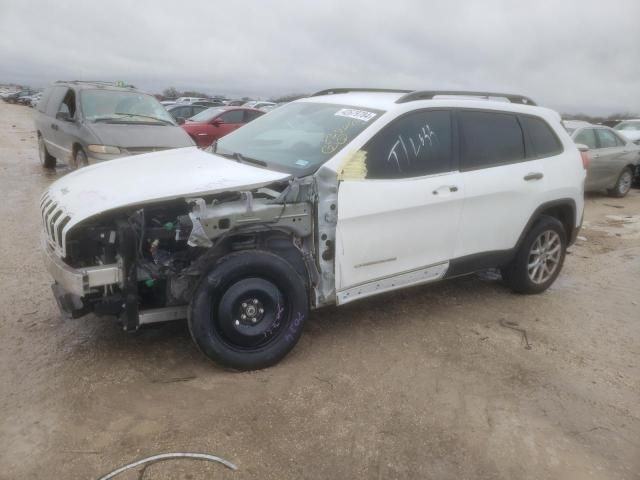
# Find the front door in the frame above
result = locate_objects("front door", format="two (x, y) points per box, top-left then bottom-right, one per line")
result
(335, 109), (464, 304)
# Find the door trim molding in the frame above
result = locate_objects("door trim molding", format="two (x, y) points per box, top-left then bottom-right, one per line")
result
(336, 261), (449, 305)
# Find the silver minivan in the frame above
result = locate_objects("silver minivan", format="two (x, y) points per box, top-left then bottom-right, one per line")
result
(34, 81), (194, 169)
(564, 121), (640, 197)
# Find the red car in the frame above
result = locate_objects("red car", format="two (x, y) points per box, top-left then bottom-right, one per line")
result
(180, 106), (264, 148)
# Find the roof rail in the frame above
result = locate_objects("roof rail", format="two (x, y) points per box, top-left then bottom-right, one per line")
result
(55, 80), (136, 88)
(395, 90), (536, 105)
(311, 88), (413, 97)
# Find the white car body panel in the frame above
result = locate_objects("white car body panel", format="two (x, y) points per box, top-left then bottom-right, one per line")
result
(335, 171), (464, 294)
(42, 147), (290, 256)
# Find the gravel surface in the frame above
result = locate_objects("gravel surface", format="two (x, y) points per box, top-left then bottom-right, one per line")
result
(0, 102), (638, 479)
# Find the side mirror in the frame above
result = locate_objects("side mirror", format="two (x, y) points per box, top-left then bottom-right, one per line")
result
(575, 143), (590, 152)
(177, 117), (186, 125)
(212, 119), (222, 127)
(56, 111), (72, 122)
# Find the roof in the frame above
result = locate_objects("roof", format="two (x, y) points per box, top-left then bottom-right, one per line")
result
(53, 80), (139, 93)
(299, 89), (556, 119)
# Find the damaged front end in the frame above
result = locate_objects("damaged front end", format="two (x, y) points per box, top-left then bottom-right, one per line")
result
(43, 177), (322, 330)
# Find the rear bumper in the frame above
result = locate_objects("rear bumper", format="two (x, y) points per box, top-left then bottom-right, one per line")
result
(42, 241), (122, 297)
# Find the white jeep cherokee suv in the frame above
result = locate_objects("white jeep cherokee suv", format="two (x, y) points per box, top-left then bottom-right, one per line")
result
(41, 89), (585, 370)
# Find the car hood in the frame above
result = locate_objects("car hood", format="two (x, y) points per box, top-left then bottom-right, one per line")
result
(42, 147), (291, 251)
(88, 122), (194, 149)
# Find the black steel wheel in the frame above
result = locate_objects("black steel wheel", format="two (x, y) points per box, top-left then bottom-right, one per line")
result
(188, 250), (308, 370)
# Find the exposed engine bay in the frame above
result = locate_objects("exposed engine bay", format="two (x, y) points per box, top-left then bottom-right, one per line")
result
(58, 176), (337, 330)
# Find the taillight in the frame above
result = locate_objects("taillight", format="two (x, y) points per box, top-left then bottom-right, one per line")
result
(580, 151), (590, 170)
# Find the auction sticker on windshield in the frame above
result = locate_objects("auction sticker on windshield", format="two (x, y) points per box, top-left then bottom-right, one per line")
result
(335, 108), (377, 122)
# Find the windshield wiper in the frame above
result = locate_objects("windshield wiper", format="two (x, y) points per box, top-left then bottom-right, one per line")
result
(214, 150), (267, 168)
(235, 153), (267, 167)
(113, 112), (174, 125)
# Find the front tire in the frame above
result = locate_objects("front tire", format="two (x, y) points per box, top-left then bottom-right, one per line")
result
(188, 251), (309, 370)
(38, 136), (56, 169)
(502, 215), (566, 294)
(607, 167), (633, 198)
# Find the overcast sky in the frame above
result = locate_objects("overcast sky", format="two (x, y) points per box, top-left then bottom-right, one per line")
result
(1, 0), (639, 114)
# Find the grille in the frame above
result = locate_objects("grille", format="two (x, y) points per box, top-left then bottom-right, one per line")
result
(40, 192), (71, 256)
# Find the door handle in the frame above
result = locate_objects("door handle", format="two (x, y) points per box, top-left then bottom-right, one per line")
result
(51, 123), (59, 131)
(432, 185), (459, 195)
(523, 172), (543, 181)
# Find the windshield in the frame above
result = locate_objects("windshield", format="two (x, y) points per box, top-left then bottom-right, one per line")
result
(214, 102), (383, 174)
(81, 89), (175, 124)
(189, 107), (226, 123)
(614, 121), (640, 131)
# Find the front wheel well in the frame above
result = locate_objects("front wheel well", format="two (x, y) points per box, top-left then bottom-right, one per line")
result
(72, 143), (84, 157)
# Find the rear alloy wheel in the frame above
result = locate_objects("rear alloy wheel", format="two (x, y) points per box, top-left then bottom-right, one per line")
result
(188, 251), (308, 370)
(607, 167), (633, 198)
(73, 148), (89, 169)
(502, 215), (566, 294)
(38, 136), (56, 169)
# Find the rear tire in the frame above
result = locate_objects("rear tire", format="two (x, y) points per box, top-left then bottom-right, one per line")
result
(607, 167), (633, 198)
(188, 250), (309, 370)
(38, 135), (56, 169)
(502, 215), (566, 294)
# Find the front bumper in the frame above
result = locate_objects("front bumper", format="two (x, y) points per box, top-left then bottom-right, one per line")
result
(43, 242), (122, 297)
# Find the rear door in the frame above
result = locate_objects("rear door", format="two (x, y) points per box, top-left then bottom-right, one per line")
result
(453, 110), (549, 261)
(335, 109), (464, 303)
(593, 128), (632, 189)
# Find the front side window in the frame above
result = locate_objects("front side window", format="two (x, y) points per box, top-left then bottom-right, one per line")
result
(215, 102), (383, 175)
(574, 129), (597, 149)
(459, 111), (525, 170)
(520, 115), (562, 157)
(596, 129), (621, 148)
(58, 89), (76, 118)
(80, 89), (175, 124)
(362, 110), (452, 179)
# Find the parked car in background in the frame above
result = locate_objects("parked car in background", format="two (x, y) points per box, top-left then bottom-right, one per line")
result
(613, 119), (640, 145)
(29, 93), (43, 107)
(565, 121), (640, 197)
(243, 100), (277, 110)
(166, 103), (208, 122)
(226, 100), (246, 106)
(174, 97), (207, 104)
(192, 100), (225, 107)
(181, 106), (264, 147)
(5, 90), (35, 104)
(34, 81), (194, 169)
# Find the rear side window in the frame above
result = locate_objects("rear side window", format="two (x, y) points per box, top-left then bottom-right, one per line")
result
(362, 110), (453, 179)
(36, 87), (52, 113)
(520, 115), (563, 157)
(596, 129), (620, 148)
(574, 129), (597, 149)
(44, 86), (69, 117)
(458, 111), (525, 170)
(220, 110), (244, 123)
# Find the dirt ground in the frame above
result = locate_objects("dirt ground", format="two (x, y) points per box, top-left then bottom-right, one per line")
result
(0, 101), (638, 480)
